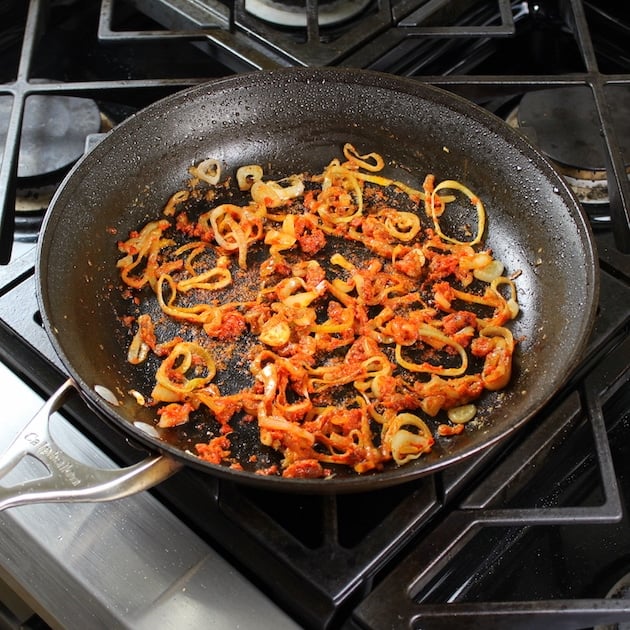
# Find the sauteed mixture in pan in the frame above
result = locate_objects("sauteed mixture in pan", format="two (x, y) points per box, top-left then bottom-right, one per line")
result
(116, 144), (520, 478)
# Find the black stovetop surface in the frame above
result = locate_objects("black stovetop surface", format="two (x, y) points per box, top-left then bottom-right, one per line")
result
(0, 1), (629, 629)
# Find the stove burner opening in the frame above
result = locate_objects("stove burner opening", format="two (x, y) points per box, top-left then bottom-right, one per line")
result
(0, 94), (110, 245)
(0, 94), (103, 181)
(506, 86), (630, 206)
(0, 95), (111, 216)
(244, 0), (371, 27)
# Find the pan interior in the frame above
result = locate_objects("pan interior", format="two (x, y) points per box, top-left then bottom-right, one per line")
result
(37, 68), (597, 491)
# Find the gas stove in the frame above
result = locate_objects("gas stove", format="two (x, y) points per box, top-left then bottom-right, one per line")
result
(0, 1), (629, 629)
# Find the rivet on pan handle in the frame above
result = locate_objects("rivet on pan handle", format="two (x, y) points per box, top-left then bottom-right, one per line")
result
(0, 378), (182, 511)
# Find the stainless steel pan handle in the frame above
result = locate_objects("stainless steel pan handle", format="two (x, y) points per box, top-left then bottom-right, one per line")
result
(0, 379), (182, 511)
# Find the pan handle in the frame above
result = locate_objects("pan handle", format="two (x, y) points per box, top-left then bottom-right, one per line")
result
(0, 379), (182, 511)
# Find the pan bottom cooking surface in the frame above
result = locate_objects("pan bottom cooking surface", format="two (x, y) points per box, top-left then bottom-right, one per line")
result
(108, 154), (528, 481)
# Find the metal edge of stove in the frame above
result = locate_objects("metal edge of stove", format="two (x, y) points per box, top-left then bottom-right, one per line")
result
(0, 362), (300, 629)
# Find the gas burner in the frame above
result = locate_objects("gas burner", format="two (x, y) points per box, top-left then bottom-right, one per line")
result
(0, 95), (111, 250)
(244, 0), (371, 27)
(0, 96), (111, 218)
(594, 572), (630, 630)
(506, 86), (630, 205)
(0, 94), (102, 183)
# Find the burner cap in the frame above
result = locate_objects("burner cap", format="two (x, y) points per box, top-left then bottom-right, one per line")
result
(244, 0), (371, 27)
(516, 86), (630, 172)
(0, 94), (102, 179)
(594, 572), (630, 630)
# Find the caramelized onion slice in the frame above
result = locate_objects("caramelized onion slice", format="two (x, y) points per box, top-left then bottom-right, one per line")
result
(447, 403), (477, 424)
(190, 158), (221, 185)
(236, 164), (263, 191)
(388, 413), (434, 465)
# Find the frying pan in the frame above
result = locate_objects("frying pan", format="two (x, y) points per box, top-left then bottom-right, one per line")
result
(0, 68), (598, 507)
